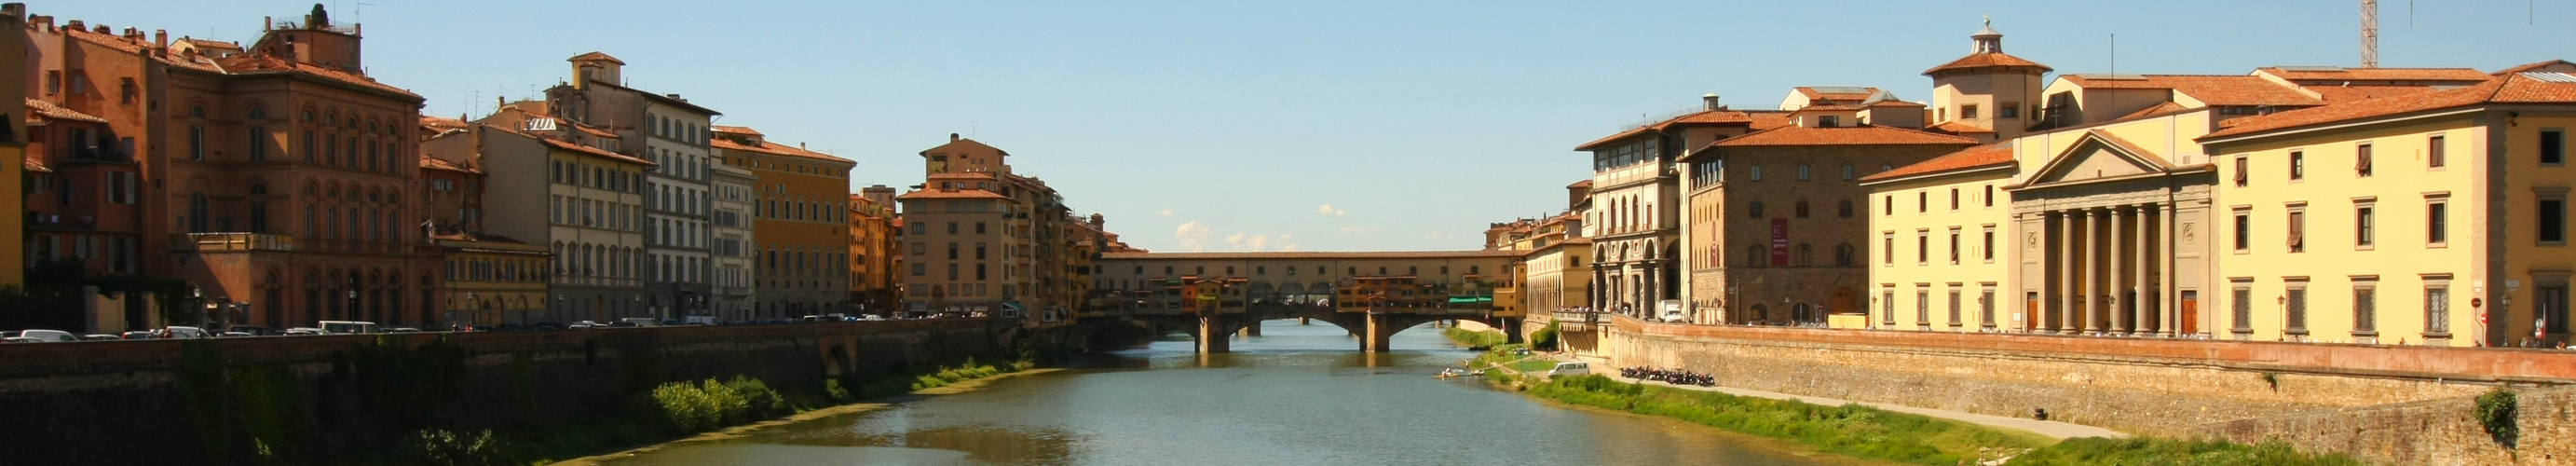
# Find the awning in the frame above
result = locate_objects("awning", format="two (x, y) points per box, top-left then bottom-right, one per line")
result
(1002, 301), (1026, 312)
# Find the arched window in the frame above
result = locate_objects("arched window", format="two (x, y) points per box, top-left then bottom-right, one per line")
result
(248, 106), (267, 120)
(1794, 243), (1813, 267)
(1746, 245), (1766, 267)
(1838, 199), (1854, 218)
(187, 193), (210, 233)
(187, 104), (206, 118)
(1794, 200), (1810, 218)
(250, 183), (268, 195)
(1748, 201), (1765, 218)
(1834, 243), (1856, 267)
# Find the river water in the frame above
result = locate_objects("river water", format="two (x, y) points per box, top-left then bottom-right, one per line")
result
(604, 320), (1880, 466)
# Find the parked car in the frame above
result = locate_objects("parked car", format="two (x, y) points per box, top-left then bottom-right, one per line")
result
(16, 330), (77, 343)
(619, 318), (660, 327)
(2, 336), (42, 343)
(162, 326), (214, 339)
(384, 327), (422, 333)
(531, 322), (566, 331)
(81, 334), (121, 341)
(1546, 362), (1592, 377)
(285, 327), (326, 336)
(226, 325), (283, 336)
(220, 332), (256, 337)
(120, 331), (160, 339)
(566, 321), (601, 329)
(683, 316), (719, 326)
(319, 321), (379, 335)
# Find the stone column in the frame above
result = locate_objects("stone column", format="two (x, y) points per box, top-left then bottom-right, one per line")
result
(2086, 208), (2106, 334)
(1197, 313), (1231, 353)
(2110, 206), (2129, 334)
(1363, 313), (1395, 352)
(2133, 204), (2153, 336)
(2057, 210), (2078, 334)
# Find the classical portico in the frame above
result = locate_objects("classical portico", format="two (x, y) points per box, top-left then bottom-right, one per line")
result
(2009, 130), (2217, 336)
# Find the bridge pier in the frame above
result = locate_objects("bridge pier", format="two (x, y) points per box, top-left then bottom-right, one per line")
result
(1361, 313), (1396, 352)
(1239, 320), (1261, 336)
(1300, 317), (1310, 325)
(1196, 314), (1232, 353)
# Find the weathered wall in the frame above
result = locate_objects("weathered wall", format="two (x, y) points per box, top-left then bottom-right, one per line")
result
(2197, 385), (2576, 465)
(1593, 316), (2574, 439)
(0, 319), (1006, 465)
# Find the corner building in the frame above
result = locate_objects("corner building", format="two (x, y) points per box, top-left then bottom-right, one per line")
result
(713, 125), (853, 318)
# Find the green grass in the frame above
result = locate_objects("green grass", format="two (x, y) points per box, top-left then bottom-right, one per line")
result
(1506, 359), (1561, 374)
(1526, 375), (2051, 465)
(2007, 437), (2372, 466)
(1441, 326), (1509, 350)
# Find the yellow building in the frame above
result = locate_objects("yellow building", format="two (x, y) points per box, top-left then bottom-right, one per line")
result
(436, 234), (550, 326)
(714, 126), (854, 318)
(2199, 62), (2576, 347)
(848, 186), (900, 314)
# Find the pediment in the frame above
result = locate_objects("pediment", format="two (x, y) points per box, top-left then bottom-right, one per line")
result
(2025, 130), (2176, 187)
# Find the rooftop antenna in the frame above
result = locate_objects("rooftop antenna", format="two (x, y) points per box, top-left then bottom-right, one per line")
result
(354, 2), (375, 23)
(2361, 0), (2378, 68)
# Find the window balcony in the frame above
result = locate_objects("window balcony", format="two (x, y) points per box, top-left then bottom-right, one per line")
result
(170, 233), (297, 252)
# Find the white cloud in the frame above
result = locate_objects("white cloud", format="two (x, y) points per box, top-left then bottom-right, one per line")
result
(1223, 232), (1275, 252)
(1175, 221), (1212, 252)
(1336, 226), (1383, 236)
(1281, 243), (1300, 252)
(1157, 209), (1176, 217)
(1318, 204), (1348, 216)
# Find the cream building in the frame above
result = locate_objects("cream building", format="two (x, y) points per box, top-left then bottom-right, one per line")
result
(710, 161), (756, 321)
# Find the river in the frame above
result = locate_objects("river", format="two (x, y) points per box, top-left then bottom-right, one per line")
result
(603, 319), (1884, 466)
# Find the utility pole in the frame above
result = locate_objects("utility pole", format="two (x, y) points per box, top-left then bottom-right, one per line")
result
(2361, 0), (2379, 68)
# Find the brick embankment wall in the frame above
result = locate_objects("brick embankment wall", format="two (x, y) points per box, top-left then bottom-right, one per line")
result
(0, 319), (1006, 465)
(1593, 317), (2574, 438)
(2197, 385), (2576, 465)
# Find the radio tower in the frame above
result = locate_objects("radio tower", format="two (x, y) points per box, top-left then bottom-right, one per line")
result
(2361, 0), (2379, 68)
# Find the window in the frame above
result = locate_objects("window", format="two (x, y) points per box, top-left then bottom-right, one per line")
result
(1820, 116), (1840, 128)
(2233, 209), (2252, 253)
(1797, 165), (1811, 181)
(2424, 280), (2452, 335)
(1982, 226), (1996, 262)
(947, 222), (958, 234)
(2429, 134), (2447, 169)
(1983, 185), (1995, 208)
(1748, 201), (1765, 218)
(1948, 229), (1961, 264)
(1918, 192), (1928, 212)
(2543, 129), (2566, 165)
(2233, 156), (2249, 187)
(2352, 281), (2378, 335)
(2289, 150), (2305, 181)
(1949, 188), (1959, 211)
(1916, 230), (1929, 264)
(249, 128), (269, 160)
(1841, 164), (1855, 181)
(2286, 207), (2306, 253)
(947, 242), (958, 260)
(2354, 203), (2375, 248)
(1947, 288), (1963, 327)
(1882, 287), (1896, 324)
(2355, 143), (2374, 177)
(1884, 196), (1893, 215)
(1915, 288), (1930, 326)
(1794, 200), (1809, 218)
(910, 222), (925, 235)
(1750, 166), (1764, 181)
(1838, 199), (1853, 218)
(1882, 232), (1895, 266)
(2285, 280), (2310, 335)
(1835, 243), (1855, 267)
(2231, 281), (2255, 334)
(2426, 197), (2449, 245)
(2542, 284), (2570, 335)
(975, 222), (987, 234)
(1979, 286), (1997, 327)
(1998, 103), (2019, 118)
(1960, 104), (1980, 120)
(2542, 191), (2569, 244)
(188, 126), (205, 160)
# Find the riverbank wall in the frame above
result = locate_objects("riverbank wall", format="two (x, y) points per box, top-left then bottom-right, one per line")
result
(0, 319), (1007, 465)
(1592, 316), (2576, 464)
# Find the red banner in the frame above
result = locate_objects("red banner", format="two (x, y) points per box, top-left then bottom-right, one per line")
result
(1770, 218), (1791, 267)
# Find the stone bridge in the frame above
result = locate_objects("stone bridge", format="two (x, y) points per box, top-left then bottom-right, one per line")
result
(1098, 303), (1512, 353)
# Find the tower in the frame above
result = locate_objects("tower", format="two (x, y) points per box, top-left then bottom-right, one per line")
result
(1923, 17), (2051, 142)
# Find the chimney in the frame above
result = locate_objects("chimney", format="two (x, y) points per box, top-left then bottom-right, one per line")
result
(63, 20), (78, 31)
(665, 93), (682, 101)
(1089, 213), (1104, 229)
(154, 30), (167, 52)
(123, 27), (139, 41)
(32, 15), (51, 32)
(1, 5), (22, 21)
(1703, 93), (1723, 111)
(949, 133), (961, 142)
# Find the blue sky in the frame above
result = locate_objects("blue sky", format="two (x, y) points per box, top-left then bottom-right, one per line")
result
(54, 1), (2576, 252)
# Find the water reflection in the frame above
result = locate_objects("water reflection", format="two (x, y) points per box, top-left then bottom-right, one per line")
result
(607, 320), (1883, 466)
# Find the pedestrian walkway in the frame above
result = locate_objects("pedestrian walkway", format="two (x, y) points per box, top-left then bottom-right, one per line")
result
(1619, 376), (2128, 440)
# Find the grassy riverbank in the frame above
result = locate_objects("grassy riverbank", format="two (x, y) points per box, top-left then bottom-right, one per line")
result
(1521, 374), (2048, 464)
(1440, 326), (1509, 350)
(378, 356), (1043, 466)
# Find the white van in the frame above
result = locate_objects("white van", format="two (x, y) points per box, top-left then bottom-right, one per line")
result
(1545, 362), (1590, 377)
(16, 329), (77, 342)
(1658, 300), (1687, 322)
(318, 321), (379, 335)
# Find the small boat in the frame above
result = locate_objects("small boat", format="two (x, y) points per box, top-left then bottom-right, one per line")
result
(1467, 369), (1486, 377)
(1435, 368), (1465, 378)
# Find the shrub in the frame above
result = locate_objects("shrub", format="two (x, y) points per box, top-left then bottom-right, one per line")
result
(648, 377), (788, 434)
(2006, 437), (2369, 466)
(2476, 386), (2518, 448)
(825, 378), (854, 403)
(1531, 322), (1560, 350)
(399, 428), (519, 466)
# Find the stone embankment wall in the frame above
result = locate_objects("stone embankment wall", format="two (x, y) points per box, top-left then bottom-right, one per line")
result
(1594, 317), (2576, 461)
(2198, 385), (2574, 465)
(0, 319), (1006, 465)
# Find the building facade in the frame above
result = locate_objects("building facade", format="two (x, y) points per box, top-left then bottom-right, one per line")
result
(546, 52), (720, 321)
(1578, 95), (1785, 318)
(710, 159), (756, 321)
(714, 125), (852, 318)
(849, 185), (900, 314)
(1681, 125), (1975, 326)
(900, 134), (1088, 326)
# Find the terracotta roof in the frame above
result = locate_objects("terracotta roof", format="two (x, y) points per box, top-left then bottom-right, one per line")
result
(1748, 112), (1794, 130)
(63, 28), (146, 53)
(928, 171), (997, 180)
(180, 38), (239, 49)
(1567, 179), (1592, 189)
(1923, 52), (2052, 75)
(1867, 100), (1927, 107)
(26, 99), (108, 124)
(896, 189), (1009, 200)
(418, 155), (478, 173)
(419, 116), (470, 134)
(1859, 143), (2016, 183)
(209, 54), (422, 101)
(1708, 125), (1979, 147)
(2115, 102), (2194, 121)
(1100, 250), (1524, 260)
(2255, 66), (2490, 82)
(1926, 121), (1995, 134)
(2304, 85), (2438, 103)
(539, 138), (655, 166)
(1792, 104), (1864, 112)
(712, 125), (762, 136)
(571, 123), (620, 139)
(2494, 60), (2576, 75)
(568, 51), (625, 64)
(2203, 73), (2576, 140)
(2062, 75), (2321, 106)
(1574, 110), (1764, 150)
(711, 138), (855, 164)
(1794, 87), (1882, 102)
(24, 155), (49, 173)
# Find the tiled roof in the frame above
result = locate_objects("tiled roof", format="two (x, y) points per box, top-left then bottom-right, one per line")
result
(2115, 102), (2194, 121)
(24, 155), (49, 173)
(1100, 250), (1524, 260)
(26, 99), (108, 124)
(1709, 125), (1979, 147)
(2304, 85), (2438, 103)
(1574, 110), (1764, 150)
(1748, 112), (1794, 130)
(1792, 104), (1865, 112)
(1923, 52), (2052, 75)
(1794, 87), (1882, 102)
(2494, 60), (2576, 75)
(712, 125), (762, 136)
(896, 189), (1009, 200)
(571, 123), (620, 139)
(711, 137), (855, 164)
(1567, 179), (1592, 189)
(209, 54), (422, 101)
(539, 138), (655, 166)
(2204, 73), (2576, 140)
(418, 155), (478, 173)
(1926, 121), (1995, 134)
(419, 116), (470, 134)
(1860, 142), (2016, 183)
(63, 28), (146, 53)
(568, 51), (625, 64)
(2255, 66), (2490, 82)
(2062, 75), (2321, 106)
(1867, 100), (1927, 107)
(180, 38), (239, 49)
(928, 171), (997, 180)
